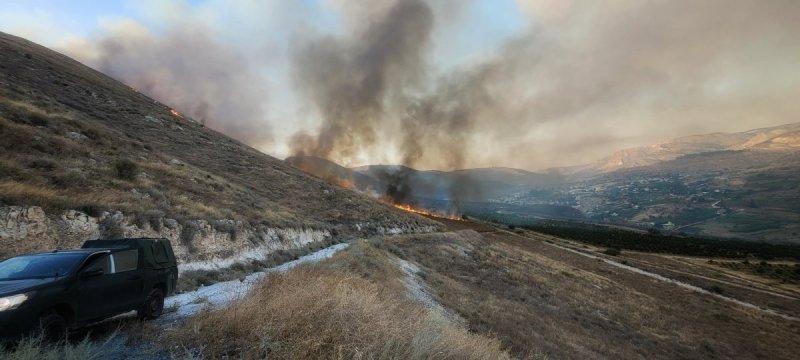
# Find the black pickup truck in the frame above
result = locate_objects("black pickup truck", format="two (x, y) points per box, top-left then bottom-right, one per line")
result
(0, 238), (178, 339)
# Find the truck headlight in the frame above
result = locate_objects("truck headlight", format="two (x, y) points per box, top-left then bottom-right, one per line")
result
(0, 292), (34, 311)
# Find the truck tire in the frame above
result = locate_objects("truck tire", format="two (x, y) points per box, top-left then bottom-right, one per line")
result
(36, 313), (67, 341)
(138, 288), (165, 320)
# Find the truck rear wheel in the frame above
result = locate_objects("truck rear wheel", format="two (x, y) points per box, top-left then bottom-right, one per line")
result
(36, 313), (67, 341)
(138, 288), (165, 320)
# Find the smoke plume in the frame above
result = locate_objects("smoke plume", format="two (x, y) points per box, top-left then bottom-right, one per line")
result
(28, 0), (798, 172)
(291, 0), (800, 171)
(289, 0), (433, 161)
(65, 21), (273, 147)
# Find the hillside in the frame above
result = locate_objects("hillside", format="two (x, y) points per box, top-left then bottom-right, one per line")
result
(288, 156), (563, 203)
(581, 122), (800, 173)
(0, 32), (438, 261)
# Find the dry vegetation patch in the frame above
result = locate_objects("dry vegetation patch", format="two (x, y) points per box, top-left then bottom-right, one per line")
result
(168, 243), (508, 359)
(0, 336), (112, 360)
(385, 227), (800, 359)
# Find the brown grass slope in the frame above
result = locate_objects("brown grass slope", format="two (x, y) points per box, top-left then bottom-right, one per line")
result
(383, 221), (800, 359)
(0, 32), (435, 242)
(168, 242), (509, 359)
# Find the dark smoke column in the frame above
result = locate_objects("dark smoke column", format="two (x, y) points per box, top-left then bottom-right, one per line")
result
(289, 0), (433, 161)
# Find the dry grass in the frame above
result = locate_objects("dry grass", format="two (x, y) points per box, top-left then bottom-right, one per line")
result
(386, 225), (800, 359)
(0, 336), (112, 360)
(0, 180), (66, 211)
(168, 246), (508, 359)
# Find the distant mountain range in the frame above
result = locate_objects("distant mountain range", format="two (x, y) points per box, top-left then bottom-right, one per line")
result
(289, 122), (800, 196)
(287, 122), (800, 242)
(566, 122), (800, 174)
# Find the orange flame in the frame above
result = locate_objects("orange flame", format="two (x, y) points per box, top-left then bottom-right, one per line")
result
(392, 203), (464, 221)
(332, 178), (355, 190)
(170, 109), (183, 118)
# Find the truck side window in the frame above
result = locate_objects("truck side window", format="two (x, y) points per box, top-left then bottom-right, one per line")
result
(85, 254), (111, 274)
(152, 242), (169, 263)
(112, 250), (138, 273)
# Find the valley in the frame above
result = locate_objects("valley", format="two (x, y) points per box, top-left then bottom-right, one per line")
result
(1, 1), (799, 358)
(288, 137), (800, 244)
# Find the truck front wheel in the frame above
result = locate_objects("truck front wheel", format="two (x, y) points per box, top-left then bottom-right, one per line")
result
(36, 313), (67, 341)
(138, 288), (165, 320)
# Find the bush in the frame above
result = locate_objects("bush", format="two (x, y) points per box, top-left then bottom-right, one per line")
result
(180, 222), (199, 247)
(136, 209), (164, 231)
(604, 248), (622, 256)
(53, 169), (84, 187)
(100, 217), (125, 238)
(28, 158), (57, 171)
(212, 220), (237, 241)
(112, 158), (138, 180)
(77, 204), (103, 217)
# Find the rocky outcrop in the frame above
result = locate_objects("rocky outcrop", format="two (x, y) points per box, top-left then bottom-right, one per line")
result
(0, 206), (53, 256)
(0, 206), (437, 265)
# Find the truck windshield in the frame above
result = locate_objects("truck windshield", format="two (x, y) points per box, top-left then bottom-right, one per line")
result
(0, 253), (85, 280)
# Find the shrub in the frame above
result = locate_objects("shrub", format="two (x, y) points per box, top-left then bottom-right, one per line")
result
(136, 209), (165, 231)
(28, 158), (57, 171)
(76, 204), (103, 217)
(29, 113), (50, 127)
(604, 248), (622, 256)
(112, 158), (138, 180)
(180, 222), (199, 248)
(100, 217), (125, 238)
(53, 169), (84, 187)
(212, 220), (237, 241)
(0, 159), (24, 180)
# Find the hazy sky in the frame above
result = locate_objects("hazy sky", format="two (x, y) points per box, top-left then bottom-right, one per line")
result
(2, 0), (798, 170)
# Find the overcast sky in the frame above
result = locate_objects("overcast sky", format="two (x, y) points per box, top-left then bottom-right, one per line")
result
(2, 0), (798, 170)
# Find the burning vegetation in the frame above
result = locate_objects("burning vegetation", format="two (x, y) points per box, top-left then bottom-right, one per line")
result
(285, 155), (471, 221)
(391, 203), (463, 221)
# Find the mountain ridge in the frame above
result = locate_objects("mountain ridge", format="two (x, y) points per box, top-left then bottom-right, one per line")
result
(576, 122), (800, 174)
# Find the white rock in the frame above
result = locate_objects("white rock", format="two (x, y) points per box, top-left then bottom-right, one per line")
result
(68, 131), (89, 142)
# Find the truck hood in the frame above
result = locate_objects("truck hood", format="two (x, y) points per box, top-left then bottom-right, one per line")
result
(0, 278), (58, 296)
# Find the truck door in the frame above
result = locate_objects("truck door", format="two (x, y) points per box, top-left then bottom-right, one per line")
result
(77, 253), (114, 321)
(109, 249), (144, 311)
(78, 250), (143, 321)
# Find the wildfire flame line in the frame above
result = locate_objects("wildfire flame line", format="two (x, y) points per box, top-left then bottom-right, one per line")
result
(392, 203), (464, 221)
(169, 109), (183, 118)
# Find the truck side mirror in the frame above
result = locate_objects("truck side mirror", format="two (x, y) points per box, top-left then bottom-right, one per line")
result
(81, 267), (104, 278)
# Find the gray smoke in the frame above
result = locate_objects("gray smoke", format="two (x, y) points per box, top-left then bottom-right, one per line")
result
(289, 0), (433, 160)
(289, 0), (485, 210)
(292, 0), (800, 170)
(67, 24), (272, 147)
(52, 0), (800, 173)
